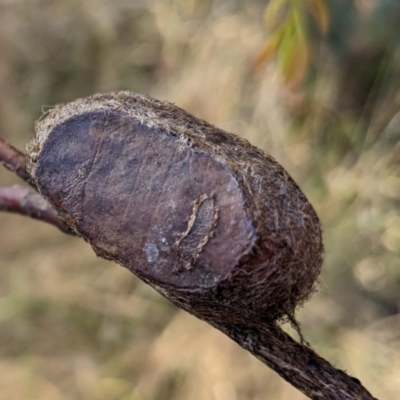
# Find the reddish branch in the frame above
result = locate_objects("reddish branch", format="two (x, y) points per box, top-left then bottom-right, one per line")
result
(0, 137), (74, 234)
(0, 137), (36, 188)
(0, 185), (74, 234)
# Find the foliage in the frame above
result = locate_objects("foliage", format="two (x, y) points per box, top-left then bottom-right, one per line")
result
(254, 0), (329, 86)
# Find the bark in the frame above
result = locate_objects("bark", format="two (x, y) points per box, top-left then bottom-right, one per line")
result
(212, 321), (377, 400)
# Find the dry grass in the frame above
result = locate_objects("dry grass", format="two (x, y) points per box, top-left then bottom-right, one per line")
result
(0, 1), (400, 399)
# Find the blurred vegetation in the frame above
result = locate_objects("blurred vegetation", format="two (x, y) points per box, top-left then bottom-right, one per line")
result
(0, 0), (399, 399)
(254, 0), (329, 86)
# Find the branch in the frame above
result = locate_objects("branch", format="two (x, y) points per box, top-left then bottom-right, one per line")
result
(212, 321), (377, 400)
(0, 137), (37, 188)
(24, 93), (378, 399)
(0, 185), (75, 235)
(0, 137), (74, 234)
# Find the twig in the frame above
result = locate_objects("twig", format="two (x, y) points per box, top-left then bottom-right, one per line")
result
(0, 185), (75, 235)
(212, 321), (378, 400)
(0, 137), (37, 189)
(0, 137), (74, 234)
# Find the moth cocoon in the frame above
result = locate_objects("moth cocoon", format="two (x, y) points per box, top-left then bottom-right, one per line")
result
(28, 91), (323, 326)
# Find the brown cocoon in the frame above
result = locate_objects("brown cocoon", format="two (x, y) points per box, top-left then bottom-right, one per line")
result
(27, 92), (323, 326)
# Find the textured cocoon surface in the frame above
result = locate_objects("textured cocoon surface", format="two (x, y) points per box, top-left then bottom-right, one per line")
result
(28, 92), (323, 325)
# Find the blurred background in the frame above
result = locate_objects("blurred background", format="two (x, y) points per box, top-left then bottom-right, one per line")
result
(0, 0), (399, 399)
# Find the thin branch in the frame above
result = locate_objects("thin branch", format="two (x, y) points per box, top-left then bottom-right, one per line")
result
(212, 321), (377, 400)
(0, 137), (74, 233)
(0, 137), (37, 189)
(0, 185), (75, 235)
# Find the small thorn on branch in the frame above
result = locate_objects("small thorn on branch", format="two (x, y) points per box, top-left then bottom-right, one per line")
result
(0, 185), (75, 235)
(0, 137), (37, 189)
